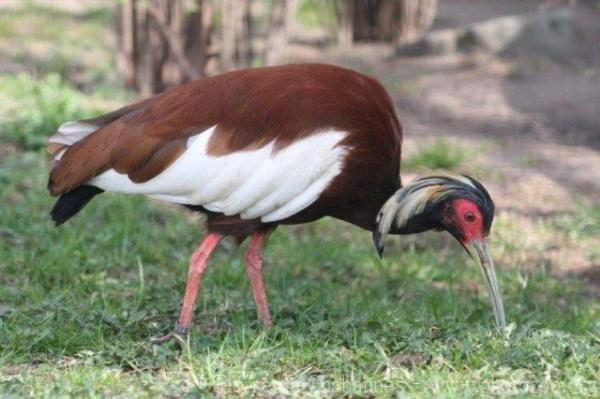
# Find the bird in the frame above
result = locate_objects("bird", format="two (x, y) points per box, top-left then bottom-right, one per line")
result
(47, 63), (506, 344)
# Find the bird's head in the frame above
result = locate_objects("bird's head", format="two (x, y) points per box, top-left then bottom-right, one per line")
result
(373, 175), (505, 328)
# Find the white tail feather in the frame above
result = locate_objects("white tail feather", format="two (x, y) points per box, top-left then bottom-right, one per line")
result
(48, 121), (98, 160)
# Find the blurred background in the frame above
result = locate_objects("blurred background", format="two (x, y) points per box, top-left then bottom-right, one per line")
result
(1, 1), (599, 395)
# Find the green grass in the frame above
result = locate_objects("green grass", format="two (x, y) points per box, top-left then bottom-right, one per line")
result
(0, 3), (116, 87)
(403, 139), (467, 171)
(0, 74), (99, 150)
(0, 151), (598, 397)
(0, 72), (133, 151)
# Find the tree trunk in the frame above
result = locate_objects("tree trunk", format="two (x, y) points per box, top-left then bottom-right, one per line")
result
(220, 0), (236, 71)
(146, 1), (199, 81)
(376, 0), (396, 41)
(237, 0), (253, 67)
(395, 0), (438, 46)
(185, 0), (215, 78)
(352, 0), (379, 42)
(265, 0), (288, 66)
(337, 0), (354, 47)
(165, 0), (185, 83)
(286, 0), (299, 39)
(117, 0), (137, 88)
(220, 0), (252, 71)
(139, 8), (155, 96)
(343, 0), (437, 45)
(117, 0), (216, 94)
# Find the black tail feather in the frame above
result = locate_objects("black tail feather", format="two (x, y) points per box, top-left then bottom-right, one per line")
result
(50, 185), (104, 226)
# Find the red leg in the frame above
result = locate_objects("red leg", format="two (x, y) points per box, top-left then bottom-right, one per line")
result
(245, 230), (272, 327)
(152, 233), (222, 344)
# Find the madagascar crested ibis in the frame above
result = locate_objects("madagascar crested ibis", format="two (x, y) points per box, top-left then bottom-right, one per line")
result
(47, 63), (505, 344)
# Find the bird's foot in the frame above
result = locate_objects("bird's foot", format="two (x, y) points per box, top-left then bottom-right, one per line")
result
(261, 317), (273, 329)
(151, 322), (193, 346)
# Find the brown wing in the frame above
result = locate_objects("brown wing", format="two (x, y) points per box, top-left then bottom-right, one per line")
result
(47, 94), (207, 195)
(48, 63), (401, 197)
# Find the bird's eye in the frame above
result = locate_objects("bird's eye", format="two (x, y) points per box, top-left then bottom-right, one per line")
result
(465, 212), (475, 223)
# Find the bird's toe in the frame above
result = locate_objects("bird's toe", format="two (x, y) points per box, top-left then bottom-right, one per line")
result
(151, 322), (193, 346)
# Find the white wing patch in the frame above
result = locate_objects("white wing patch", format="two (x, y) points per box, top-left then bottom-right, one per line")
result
(88, 126), (348, 222)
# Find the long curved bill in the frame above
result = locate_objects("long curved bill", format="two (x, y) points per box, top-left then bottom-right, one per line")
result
(470, 240), (506, 329)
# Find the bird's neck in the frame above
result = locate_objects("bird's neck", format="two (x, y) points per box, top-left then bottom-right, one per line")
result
(332, 194), (435, 236)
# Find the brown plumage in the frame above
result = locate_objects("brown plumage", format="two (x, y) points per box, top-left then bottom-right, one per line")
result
(47, 63), (505, 342)
(49, 63), (402, 237)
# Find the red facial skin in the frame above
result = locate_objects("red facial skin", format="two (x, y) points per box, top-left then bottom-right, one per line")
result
(449, 198), (485, 244)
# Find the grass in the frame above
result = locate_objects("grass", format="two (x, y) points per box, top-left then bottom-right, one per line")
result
(0, 2), (116, 87)
(0, 73), (105, 150)
(0, 150), (598, 397)
(403, 139), (468, 171)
